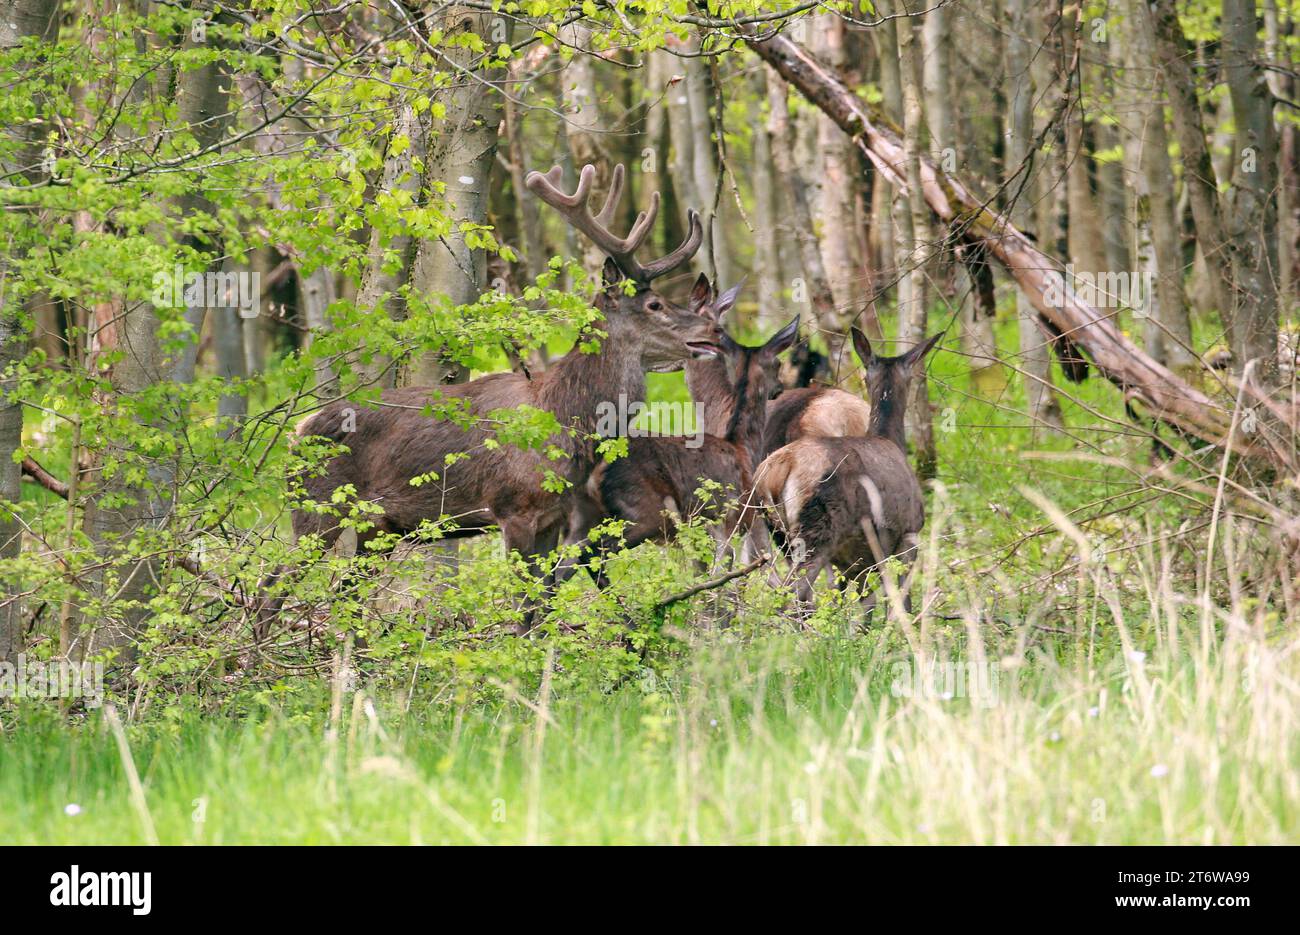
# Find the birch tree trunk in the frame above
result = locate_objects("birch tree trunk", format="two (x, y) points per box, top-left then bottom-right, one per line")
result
(684, 42), (732, 284)
(872, 4), (905, 325)
(561, 25), (612, 277)
(503, 70), (546, 288)
(1007, 0), (1063, 434)
(924, 5), (1000, 387)
(1119, 0), (1194, 370)
(661, 46), (703, 276)
(766, 71), (842, 367)
(406, 9), (507, 387)
(811, 14), (862, 318)
(750, 72), (784, 329)
(895, 7), (937, 477)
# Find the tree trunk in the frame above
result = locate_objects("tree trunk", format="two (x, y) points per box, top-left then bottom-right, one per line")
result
(661, 46), (702, 276)
(1066, 106), (1108, 278)
(354, 104), (429, 387)
(685, 41), (732, 284)
(169, 31), (233, 386)
(1142, 0), (1235, 335)
(811, 14), (862, 319)
(750, 72), (784, 329)
(214, 312), (248, 429)
(871, 3), (904, 325)
(1008, 0), (1063, 435)
(0, 0), (60, 662)
(1264, 0), (1297, 302)
(1119, 0), (1194, 370)
(406, 9), (507, 387)
(895, 8), (937, 477)
(503, 67), (547, 287)
(561, 24), (612, 277)
(1223, 0), (1281, 381)
(924, 4), (1000, 387)
(765, 71), (842, 368)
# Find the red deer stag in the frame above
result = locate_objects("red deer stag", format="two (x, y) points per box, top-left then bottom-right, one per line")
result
(569, 284), (799, 589)
(268, 163), (718, 634)
(750, 328), (943, 620)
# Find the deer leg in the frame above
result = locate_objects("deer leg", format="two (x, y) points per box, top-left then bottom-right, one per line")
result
(858, 577), (880, 629)
(739, 514), (771, 566)
(790, 553), (828, 622)
(897, 532), (921, 616)
(553, 492), (605, 587)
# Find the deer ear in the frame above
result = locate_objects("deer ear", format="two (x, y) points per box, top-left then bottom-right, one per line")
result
(714, 278), (745, 319)
(901, 331), (944, 369)
(851, 326), (875, 368)
(765, 315), (801, 355)
(689, 273), (714, 315)
(602, 257), (625, 290)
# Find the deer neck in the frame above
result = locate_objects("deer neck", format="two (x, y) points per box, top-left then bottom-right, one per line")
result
(869, 379), (908, 450)
(724, 362), (768, 470)
(535, 338), (647, 476)
(685, 356), (733, 436)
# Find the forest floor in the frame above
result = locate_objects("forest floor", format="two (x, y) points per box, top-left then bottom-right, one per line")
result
(2, 316), (1297, 844)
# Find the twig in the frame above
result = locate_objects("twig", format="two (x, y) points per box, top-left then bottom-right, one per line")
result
(654, 554), (770, 610)
(21, 456), (69, 499)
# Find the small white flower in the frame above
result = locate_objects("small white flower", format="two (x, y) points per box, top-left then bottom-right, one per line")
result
(1087, 706), (1100, 718)
(64, 803), (82, 817)
(1128, 650), (1147, 664)
(939, 691), (954, 701)
(709, 719), (718, 728)
(1049, 730), (1061, 742)
(1150, 764), (1169, 778)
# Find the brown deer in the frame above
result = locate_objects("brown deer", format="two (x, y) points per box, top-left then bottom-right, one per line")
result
(265, 163), (719, 633)
(568, 284), (799, 589)
(750, 328), (943, 620)
(685, 309), (872, 458)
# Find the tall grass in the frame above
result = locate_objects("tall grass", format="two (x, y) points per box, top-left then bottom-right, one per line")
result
(3, 557), (1296, 844)
(2, 317), (1296, 844)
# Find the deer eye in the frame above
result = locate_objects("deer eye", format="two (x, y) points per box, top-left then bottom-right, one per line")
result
(646, 300), (662, 311)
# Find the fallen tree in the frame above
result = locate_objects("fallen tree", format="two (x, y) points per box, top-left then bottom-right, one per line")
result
(745, 29), (1296, 474)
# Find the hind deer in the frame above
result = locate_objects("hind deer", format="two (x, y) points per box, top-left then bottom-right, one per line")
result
(685, 311), (873, 458)
(564, 280), (799, 589)
(262, 163), (719, 635)
(750, 328), (943, 621)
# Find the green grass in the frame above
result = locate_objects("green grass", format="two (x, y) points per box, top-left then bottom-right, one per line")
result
(2, 629), (1296, 844)
(3, 312), (1297, 845)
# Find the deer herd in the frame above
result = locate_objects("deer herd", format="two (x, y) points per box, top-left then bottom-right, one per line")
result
(279, 164), (942, 633)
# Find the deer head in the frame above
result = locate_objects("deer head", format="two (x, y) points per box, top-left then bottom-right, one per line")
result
(850, 327), (944, 449)
(721, 314), (802, 403)
(688, 273), (743, 326)
(526, 163), (720, 371)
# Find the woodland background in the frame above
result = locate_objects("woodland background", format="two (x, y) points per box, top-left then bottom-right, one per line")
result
(0, 0), (1297, 844)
